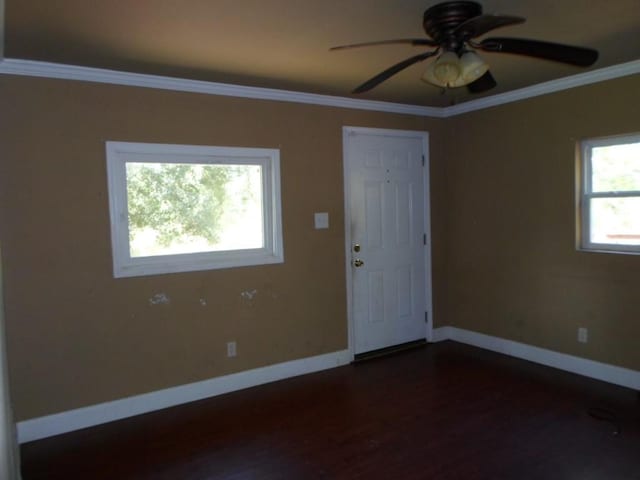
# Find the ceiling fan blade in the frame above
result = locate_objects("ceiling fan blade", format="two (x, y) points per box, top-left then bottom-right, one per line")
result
(330, 38), (438, 51)
(455, 15), (525, 39)
(352, 51), (438, 93)
(479, 37), (598, 66)
(467, 70), (497, 93)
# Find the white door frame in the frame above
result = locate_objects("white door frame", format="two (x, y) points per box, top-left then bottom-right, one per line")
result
(342, 126), (434, 360)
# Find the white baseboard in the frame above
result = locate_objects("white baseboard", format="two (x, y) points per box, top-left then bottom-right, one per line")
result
(431, 326), (453, 343)
(17, 349), (351, 444)
(432, 326), (640, 391)
(19, 329), (640, 443)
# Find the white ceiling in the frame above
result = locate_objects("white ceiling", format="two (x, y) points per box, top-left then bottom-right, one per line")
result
(4, 0), (640, 107)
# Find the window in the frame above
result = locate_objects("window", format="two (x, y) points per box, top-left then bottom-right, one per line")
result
(106, 142), (283, 277)
(579, 134), (640, 253)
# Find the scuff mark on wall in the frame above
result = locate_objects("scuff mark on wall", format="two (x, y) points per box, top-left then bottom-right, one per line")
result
(149, 293), (170, 306)
(240, 289), (258, 301)
(240, 289), (258, 308)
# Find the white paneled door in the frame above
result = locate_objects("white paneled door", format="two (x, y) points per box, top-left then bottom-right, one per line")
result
(344, 127), (431, 355)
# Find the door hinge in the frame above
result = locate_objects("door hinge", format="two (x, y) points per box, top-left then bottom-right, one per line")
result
(423, 233), (427, 245)
(422, 155), (425, 167)
(425, 311), (429, 324)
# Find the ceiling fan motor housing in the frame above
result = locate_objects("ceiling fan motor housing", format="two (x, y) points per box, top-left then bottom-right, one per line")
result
(423, 1), (482, 51)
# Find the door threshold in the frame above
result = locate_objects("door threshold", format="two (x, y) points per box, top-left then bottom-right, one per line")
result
(353, 339), (427, 363)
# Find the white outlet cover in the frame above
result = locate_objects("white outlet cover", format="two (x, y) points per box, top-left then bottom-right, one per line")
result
(314, 212), (329, 229)
(578, 328), (588, 343)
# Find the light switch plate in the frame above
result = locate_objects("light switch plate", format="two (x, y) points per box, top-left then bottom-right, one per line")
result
(314, 212), (329, 229)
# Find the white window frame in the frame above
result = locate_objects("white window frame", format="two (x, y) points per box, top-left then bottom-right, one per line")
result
(579, 133), (640, 254)
(106, 141), (284, 278)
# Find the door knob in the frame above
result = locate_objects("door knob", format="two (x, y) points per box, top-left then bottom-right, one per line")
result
(353, 259), (364, 267)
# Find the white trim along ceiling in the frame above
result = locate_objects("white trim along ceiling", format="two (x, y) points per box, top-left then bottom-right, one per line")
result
(1, 58), (640, 118)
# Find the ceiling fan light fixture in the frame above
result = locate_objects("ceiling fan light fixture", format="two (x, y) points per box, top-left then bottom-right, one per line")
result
(422, 49), (489, 88)
(335, 1), (599, 96)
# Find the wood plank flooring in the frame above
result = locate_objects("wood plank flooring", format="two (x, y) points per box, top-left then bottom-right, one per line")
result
(20, 341), (640, 479)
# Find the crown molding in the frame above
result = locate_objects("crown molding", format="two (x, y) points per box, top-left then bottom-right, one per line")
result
(1, 57), (639, 118)
(0, 58), (444, 118)
(441, 59), (640, 117)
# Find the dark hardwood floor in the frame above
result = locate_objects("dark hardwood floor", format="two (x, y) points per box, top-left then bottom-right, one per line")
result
(20, 341), (640, 479)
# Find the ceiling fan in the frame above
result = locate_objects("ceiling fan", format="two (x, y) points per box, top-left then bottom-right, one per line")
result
(331, 1), (598, 94)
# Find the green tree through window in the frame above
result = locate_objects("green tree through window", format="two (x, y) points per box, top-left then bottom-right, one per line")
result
(127, 163), (230, 247)
(126, 163), (262, 257)
(106, 142), (282, 277)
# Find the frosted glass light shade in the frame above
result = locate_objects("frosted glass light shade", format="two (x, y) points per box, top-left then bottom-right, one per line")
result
(458, 51), (489, 84)
(433, 51), (460, 84)
(421, 61), (447, 87)
(422, 50), (489, 88)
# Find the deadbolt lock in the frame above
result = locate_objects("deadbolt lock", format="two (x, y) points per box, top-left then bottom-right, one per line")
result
(353, 244), (361, 252)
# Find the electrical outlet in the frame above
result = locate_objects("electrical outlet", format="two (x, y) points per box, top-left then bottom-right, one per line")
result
(577, 327), (588, 344)
(227, 341), (237, 357)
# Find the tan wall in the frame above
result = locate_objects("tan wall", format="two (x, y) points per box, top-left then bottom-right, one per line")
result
(3, 71), (637, 423)
(0, 76), (445, 420)
(443, 75), (640, 371)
